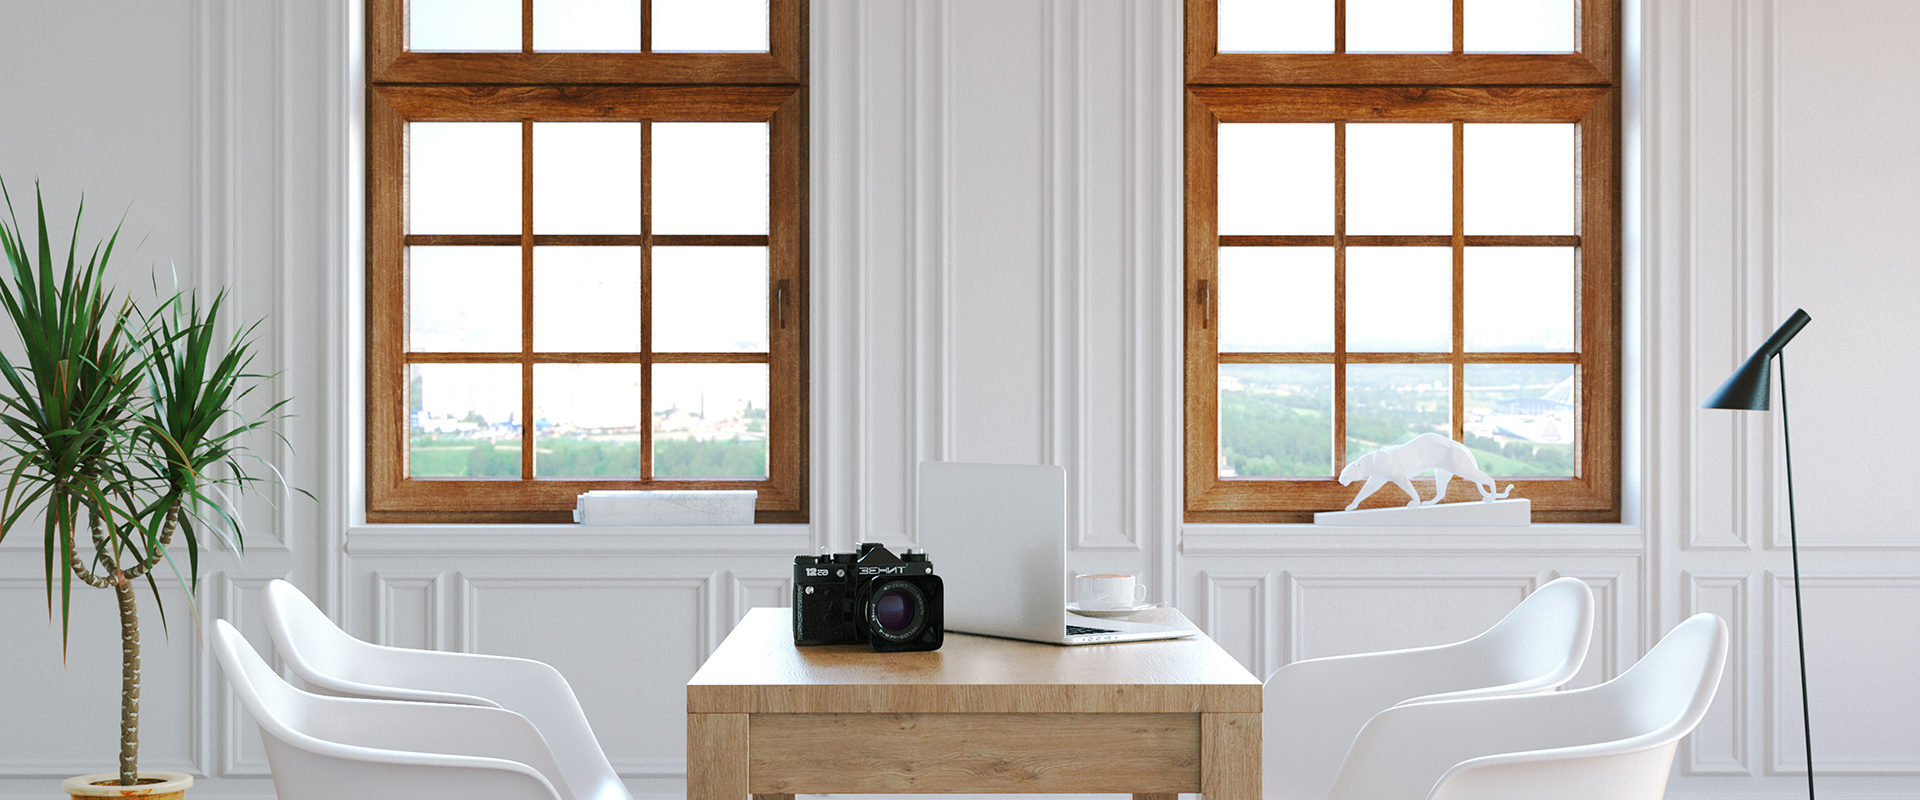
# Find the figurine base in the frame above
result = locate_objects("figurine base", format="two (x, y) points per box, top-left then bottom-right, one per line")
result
(1314, 498), (1531, 526)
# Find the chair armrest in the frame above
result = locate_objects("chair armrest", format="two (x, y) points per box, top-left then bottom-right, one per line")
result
(292, 642), (555, 708)
(266, 738), (565, 800)
(296, 693), (570, 795)
(1427, 742), (1681, 800)
(1326, 689), (1632, 800)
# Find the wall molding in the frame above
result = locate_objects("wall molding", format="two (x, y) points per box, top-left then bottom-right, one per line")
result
(1200, 571), (1274, 678)
(454, 572), (718, 778)
(216, 574), (295, 778)
(1764, 572), (1920, 777)
(455, 574), (717, 665)
(1279, 572), (1537, 666)
(0, 577), (203, 779)
(727, 574), (792, 631)
(1683, 570), (1752, 776)
(369, 571), (449, 650)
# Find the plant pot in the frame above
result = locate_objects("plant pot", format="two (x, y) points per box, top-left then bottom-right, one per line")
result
(61, 772), (193, 800)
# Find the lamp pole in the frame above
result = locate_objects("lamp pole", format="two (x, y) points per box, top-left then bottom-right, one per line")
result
(1779, 352), (1815, 800)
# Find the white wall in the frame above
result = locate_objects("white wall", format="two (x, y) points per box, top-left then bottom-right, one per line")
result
(3, 1), (1918, 799)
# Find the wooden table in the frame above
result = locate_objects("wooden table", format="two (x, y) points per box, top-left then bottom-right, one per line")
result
(687, 607), (1261, 800)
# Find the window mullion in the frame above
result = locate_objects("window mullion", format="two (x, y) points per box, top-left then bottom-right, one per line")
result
(1451, 121), (1465, 443)
(640, 120), (655, 482)
(521, 0), (534, 54)
(1332, 121), (1347, 473)
(521, 120), (537, 481)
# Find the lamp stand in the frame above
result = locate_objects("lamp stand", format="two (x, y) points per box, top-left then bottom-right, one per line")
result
(1780, 352), (1815, 800)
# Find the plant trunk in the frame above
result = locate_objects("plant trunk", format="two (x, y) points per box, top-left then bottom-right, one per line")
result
(115, 574), (140, 786)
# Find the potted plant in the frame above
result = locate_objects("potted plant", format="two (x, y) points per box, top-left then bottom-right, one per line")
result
(0, 183), (297, 799)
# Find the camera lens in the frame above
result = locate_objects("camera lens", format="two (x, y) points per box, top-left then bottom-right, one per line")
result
(874, 589), (914, 631)
(865, 580), (927, 642)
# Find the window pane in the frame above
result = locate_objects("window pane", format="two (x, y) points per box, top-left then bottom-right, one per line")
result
(411, 0), (520, 51)
(1465, 247), (1576, 351)
(1465, 0), (1576, 53)
(1219, 364), (1335, 478)
(1218, 0), (1334, 53)
(652, 0), (769, 52)
(652, 123), (769, 235)
(1346, 247), (1452, 352)
(652, 364), (769, 478)
(410, 123), (521, 235)
(534, 247), (641, 352)
(1345, 364), (1451, 463)
(1218, 123), (1334, 235)
(1346, 123), (1452, 235)
(1465, 364), (1577, 477)
(409, 364), (522, 478)
(1219, 247), (1334, 352)
(1465, 123), (1576, 235)
(535, 123), (642, 235)
(535, 364), (644, 477)
(652, 247), (769, 353)
(1346, 0), (1451, 52)
(534, 0), (642, 52)
(409, 247), (521, 352)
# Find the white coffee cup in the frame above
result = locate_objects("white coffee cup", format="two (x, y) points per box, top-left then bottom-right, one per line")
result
(1075, 573), (1147, 610)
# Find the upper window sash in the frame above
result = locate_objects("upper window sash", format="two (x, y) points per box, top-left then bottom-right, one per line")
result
(369, 0), (806, 86)
(1185, 0), (1617, 87)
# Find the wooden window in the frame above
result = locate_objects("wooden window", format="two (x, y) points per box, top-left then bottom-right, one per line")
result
(367, 0), (808, 523)
(1184, 0), (1619, 522)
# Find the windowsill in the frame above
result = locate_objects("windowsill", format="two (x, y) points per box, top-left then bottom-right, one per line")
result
(1180, 522), (1644, 556)
(344, 522), (812, 556)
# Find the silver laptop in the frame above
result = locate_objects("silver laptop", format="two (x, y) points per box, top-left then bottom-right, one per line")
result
(916, 461), (1198, 645)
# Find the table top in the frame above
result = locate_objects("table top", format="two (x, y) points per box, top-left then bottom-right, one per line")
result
(688, 607), (1261, 714)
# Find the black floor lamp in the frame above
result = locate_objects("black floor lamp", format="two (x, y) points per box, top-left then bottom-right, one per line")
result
(1702, 307), (1814, 799)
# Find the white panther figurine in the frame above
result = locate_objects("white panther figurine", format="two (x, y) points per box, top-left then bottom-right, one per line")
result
(1339, 432), (1514, 511)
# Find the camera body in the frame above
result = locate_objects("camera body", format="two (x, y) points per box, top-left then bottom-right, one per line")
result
(792, 542), (944, 652)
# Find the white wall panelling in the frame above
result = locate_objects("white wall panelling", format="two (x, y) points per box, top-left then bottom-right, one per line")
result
(214, 575), (296, 778)
(1199, 571), (1274, 679)
(0, 578), (202, 779)
(368, 572), (448, 651)
(1765, 573), (1920, 778)
(1684, 571), (1752, 776)
(728, 575), (794, 628)
(7, 1), (1920, 799)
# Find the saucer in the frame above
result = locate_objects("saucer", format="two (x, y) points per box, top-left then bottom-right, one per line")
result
(1066, 602), (1160, 618)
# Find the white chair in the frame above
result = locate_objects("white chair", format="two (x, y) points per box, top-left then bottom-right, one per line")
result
(1327, 612), (1730, 800)
(263, 579), (628, 800)
(212, 619), (568, 800)
(1265, 576), (1595, 800)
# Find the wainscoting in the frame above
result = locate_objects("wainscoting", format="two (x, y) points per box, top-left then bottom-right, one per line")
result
(3, 1), (1918, 799)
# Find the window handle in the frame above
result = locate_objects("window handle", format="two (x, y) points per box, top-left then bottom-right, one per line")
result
(777, 279), (791, 329)
(1198, 279), (1210, 329)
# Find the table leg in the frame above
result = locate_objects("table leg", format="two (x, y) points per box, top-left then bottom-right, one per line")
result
(688, 713), (747, 800)
(1201, 712), (1261, 800)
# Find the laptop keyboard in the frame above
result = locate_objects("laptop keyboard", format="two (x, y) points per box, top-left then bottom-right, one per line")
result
(1066, 624), (1118, 636)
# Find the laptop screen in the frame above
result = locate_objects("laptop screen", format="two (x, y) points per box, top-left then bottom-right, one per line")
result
(915, 462), (1068, 642)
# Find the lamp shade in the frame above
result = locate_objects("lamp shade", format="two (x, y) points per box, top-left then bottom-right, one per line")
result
(1702, 308), (1812, 411)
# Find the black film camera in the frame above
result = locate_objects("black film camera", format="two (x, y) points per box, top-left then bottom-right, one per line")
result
(792, 542), (943, 652)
